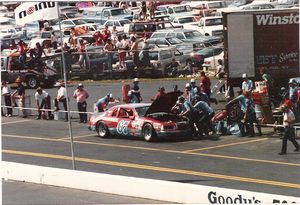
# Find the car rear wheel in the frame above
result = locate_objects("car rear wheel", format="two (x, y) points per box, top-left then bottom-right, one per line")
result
(142, 123), (156, 142)
(97, 121), (110, 138)
(26, 76), (39, 89)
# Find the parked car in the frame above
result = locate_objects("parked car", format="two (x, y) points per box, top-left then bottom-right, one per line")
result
(52, 18), (92, 30)
(82, 7), (133, 25)
(189, 1), (228, 10)
(150, 29), (222, 50)
(88, 92), (191, 142)
(241, 2), (275, 9)
(157, 4), (195, 20)
(186, 16), (223, 37)
(98, 19), (131, 34)
(202, 51), (224, 70)
(190, 46), (223, 67)
(171, 16), (199, 28)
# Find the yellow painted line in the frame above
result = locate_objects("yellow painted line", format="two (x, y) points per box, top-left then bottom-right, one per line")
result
(2, 134), (300, 167)
(183, 138), (268, 153)
(2, 119), (34, 125)
(3, 149), (300, 189)
(58, 134), (96, 140)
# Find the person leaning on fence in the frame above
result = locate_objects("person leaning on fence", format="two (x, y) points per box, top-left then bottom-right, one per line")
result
(11, 77), (27, 118)
(278, 104), (300, 155)
(73, 83), (89, 123)
(2, 81), (12, 117)
(35, 87), (52, 120)
(54, 82), (68, 122)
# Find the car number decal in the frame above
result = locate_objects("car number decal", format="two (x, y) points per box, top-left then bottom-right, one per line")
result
(117, 120), (129, 135)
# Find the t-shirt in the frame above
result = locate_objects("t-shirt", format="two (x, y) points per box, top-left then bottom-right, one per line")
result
(57, 87), (66, 99)
(283, 109), (295, 127)
(2, 86), (11, 95)
(35, 90), (49, 101)
(194, 101), (214, 115)
(237, 94), (247, 113)
(17, 84), (25, 96)
(242, 80), (253, 92)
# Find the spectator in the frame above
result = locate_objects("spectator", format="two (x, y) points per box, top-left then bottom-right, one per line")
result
(104, 38), (114, 71)
(93, 30), (104, 46)
(130, 36), (140, 68)
(34, 87), (52, 120)
(151, 87), (166, 101)
(111, 25), (118, 44)
(11, 78), (26, 118)
(141, 1), (147, 20)
(215, 59), (226, 93)
(78, 39), (87, 70)
(278, 104), (300, 155)
(17, 40), (27, 68)
(73, 83), (89, 123)
(241, 73), (253, 92)
(116, 35), (125, 69)
(140, 34), (151, 67)
(54, 82), (68, 122)
(102, 25), (111, 43)
(149, 0), (156, 19)
(200, 71), (211, 99)
(95, 94), (119, 112)
(2, 81), (12, 117)
(166, 58), (180, 76)
(132, 78), (142, 102)
(51, 32), (58, 49)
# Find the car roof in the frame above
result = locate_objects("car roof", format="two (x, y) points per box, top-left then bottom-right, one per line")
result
(112, 103), (151, 109)
(200, 16), (223, 20)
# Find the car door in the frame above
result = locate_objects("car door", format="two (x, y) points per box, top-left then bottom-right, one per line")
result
(116, 108), (136, 136)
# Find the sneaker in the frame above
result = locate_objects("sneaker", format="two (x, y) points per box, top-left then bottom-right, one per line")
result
(278, 152), (286, 155)
(5, 114), (8, 117)
(294, 147), (300, 152)
(7, 114), (11, 117)
(35, 117), (41, 120)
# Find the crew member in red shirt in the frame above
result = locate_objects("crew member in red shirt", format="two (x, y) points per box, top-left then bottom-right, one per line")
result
(200, 71), (212, 99)
(151, 87), (166, 101)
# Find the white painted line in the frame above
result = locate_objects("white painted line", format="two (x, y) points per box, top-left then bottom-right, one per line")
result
(2, 119), (33, 125)
(1, 161), (299, 204)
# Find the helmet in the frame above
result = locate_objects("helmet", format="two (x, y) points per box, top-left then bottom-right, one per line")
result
(78, 83), (83, 87)
(108, 93), (113, 98)
(288, 79), (297, 85)
(178, 96), (185, 102)
(133, 78), (139, 82)
(190, 78), (195, 83)
(185, 83), (190, 88)
(242, 73), (248, 78)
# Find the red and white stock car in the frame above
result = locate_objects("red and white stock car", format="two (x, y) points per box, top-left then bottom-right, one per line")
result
(88, 92), (191, 142)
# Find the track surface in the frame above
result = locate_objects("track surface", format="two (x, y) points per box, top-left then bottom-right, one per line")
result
(2, 80), (300, 198)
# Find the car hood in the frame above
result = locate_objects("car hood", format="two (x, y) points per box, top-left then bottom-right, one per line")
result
(145, 91), (181, 116)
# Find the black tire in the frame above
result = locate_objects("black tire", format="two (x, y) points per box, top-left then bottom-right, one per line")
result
(142, 123), (156, 142)
(26, 76), (39, 89)
(97, 121), (110, 138)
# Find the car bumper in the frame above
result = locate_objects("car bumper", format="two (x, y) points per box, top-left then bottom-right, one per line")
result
(156, 129), (191, 137)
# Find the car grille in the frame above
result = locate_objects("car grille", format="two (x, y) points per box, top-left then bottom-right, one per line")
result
(212, 30), (223, 37)
(177, 122), (189, 130)
(164, 125), (175, 130)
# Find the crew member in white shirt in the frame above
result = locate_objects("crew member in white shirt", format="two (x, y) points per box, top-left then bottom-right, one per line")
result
(278, 104), (300, 155)
(2, 81), (12, 117)
(35, 87), (52, 120)
(241, 73), (254, 93)
(54, 82), (68, 121)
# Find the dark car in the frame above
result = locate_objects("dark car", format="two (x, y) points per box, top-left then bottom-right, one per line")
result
(189, 46), (223, 67)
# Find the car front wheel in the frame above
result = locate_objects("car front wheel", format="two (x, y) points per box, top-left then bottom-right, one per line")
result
(97, 121), (110, 138)
(26, 76), (39, 89)
(142, 123), (156, 142)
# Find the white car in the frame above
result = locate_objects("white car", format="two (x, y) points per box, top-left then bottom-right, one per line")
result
(202, 51), (224, 71)
(98, 19), (131, 33)
(171, 16), (199, 29)
(53, 18), (92, 30)
(185, 16), (223, 37)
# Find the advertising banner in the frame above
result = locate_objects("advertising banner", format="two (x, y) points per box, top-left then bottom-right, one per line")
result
(15, 2), (58, 25)
(253, 11), (299, 78)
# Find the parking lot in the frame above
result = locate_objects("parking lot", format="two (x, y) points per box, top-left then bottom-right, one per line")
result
(2, 113), (300, 198)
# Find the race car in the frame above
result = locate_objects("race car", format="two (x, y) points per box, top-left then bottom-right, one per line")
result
(88, 92), (191, 142)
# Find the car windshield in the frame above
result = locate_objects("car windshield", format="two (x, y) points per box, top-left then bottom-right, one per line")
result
(119, 19), (130, 26)
(167, 38), (183, 45)
(73, 19), (87, 25)
(208, 2), (226, 8)
(135, 106), (150, 116)
(178, 17), (196, 24)
(149, 51), (159, 60)
(173, 5), (192, 13)
(184, 31), (203, 39)
(111, 9), (127, 16)
(205, 18), (222, 26)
